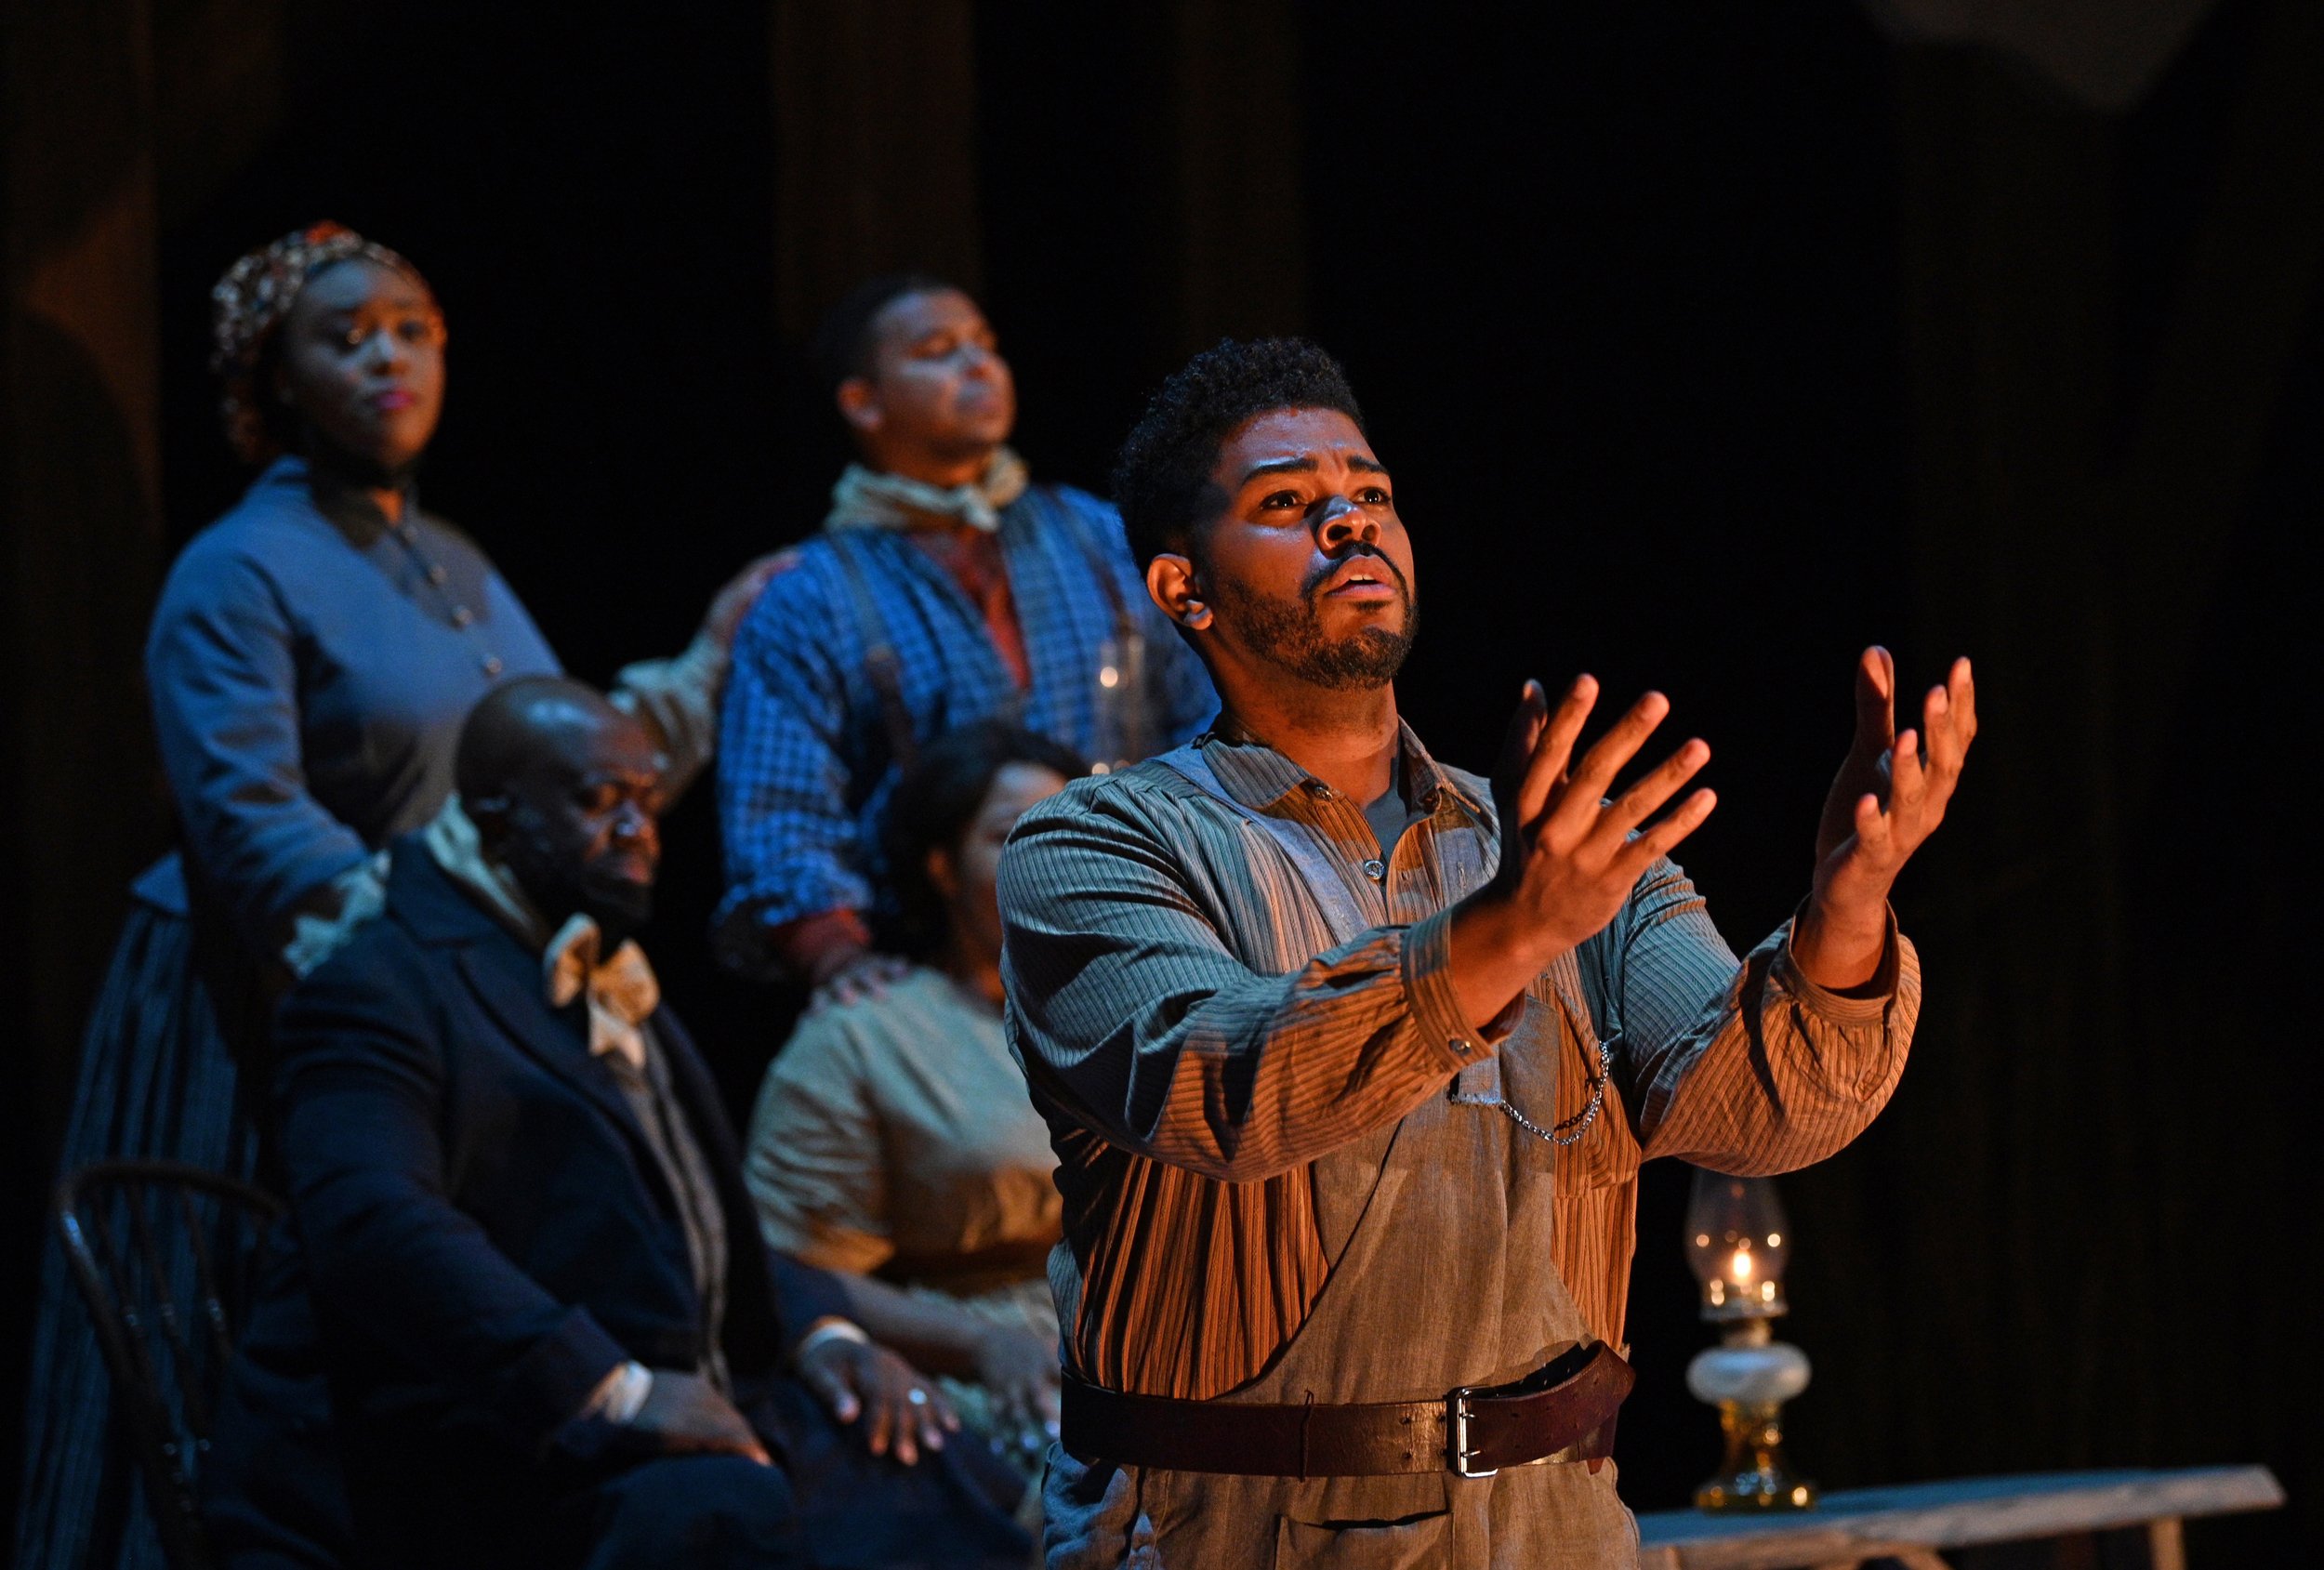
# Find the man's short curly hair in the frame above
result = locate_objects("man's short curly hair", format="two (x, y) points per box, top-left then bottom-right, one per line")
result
(1111, 337), (1367, 567)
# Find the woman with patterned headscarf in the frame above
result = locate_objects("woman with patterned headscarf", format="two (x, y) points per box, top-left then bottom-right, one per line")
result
(15, 223), (781, 1570)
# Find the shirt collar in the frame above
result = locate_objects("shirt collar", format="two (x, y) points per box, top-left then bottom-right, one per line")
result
(422, 794), (549, 948)
(1196, 716), (1486, 821)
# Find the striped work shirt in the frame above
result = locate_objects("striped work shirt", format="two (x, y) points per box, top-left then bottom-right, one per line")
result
(998, 721), (1918, 1401)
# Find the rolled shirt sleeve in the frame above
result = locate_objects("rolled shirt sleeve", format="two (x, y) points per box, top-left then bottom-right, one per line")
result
(610, 630), (726, 804)
(1583, 856), (1919, 1173)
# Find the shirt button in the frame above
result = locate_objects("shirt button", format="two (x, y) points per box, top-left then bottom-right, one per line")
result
(1362, 858), (1386, 881)
(427, 564), (449, 587)
(481, 655), (503, 677)
(450, 605), (474, 628)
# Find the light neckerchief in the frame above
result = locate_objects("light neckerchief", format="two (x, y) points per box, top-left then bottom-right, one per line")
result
(822, 446), (1029, 534)
(421, 796), (659, 1072)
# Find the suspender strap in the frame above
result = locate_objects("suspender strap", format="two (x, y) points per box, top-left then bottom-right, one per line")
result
(826, 538), (920, 772)
(1033, 487), (1134, 635)
(1047, 493), (1154, 763)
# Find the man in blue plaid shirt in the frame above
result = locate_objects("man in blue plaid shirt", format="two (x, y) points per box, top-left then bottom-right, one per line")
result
(716, 276), (1215, 995)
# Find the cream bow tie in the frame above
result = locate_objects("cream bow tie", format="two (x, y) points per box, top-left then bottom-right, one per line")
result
(542, 914), (660, 1073)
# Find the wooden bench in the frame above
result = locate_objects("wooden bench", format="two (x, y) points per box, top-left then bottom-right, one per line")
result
(1633, 1465), (2284, 1569)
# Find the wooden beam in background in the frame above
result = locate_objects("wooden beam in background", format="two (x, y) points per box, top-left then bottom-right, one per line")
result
(769, 0), (983, 338)
(0, 0), (168, 1547)
(1155, 0), (1307, 354)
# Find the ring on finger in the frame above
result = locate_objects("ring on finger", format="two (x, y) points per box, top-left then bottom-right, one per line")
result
(907, 1387), (929, 1406)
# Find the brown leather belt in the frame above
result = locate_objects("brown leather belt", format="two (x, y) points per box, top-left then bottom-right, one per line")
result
(1060, 1341), (1632, 1479)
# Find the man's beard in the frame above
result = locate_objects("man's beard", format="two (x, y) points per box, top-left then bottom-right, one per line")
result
(1211, 555), (1418, 692)
(503, 834), (656, 946)
(573, 870), (654, 943)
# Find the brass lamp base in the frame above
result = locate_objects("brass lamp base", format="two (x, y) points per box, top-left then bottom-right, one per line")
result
(1686, 1323), (1816, 1513)
(1693, 1398), (1817, 1511)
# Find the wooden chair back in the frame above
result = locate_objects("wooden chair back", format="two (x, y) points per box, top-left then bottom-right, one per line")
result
(54, 1159), (284, 1570)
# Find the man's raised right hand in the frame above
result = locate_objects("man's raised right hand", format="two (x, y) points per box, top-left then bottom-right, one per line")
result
(1447, 676), (1715, 1032)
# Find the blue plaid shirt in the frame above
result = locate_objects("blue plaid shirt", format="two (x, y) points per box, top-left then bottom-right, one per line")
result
(716, 482), (1216, 951)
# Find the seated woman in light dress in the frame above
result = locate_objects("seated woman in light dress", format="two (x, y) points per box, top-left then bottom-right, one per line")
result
(746, 720), (1082, 1504)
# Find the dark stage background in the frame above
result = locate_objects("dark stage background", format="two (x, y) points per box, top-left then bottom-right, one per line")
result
(5, 0), (2317, 1559)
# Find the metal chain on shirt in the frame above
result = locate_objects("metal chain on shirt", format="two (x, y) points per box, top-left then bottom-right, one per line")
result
(1492, 1033), (1612, 1148)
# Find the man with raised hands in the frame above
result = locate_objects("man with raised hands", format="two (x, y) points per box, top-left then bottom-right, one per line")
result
(997, 338), (1975, 1567)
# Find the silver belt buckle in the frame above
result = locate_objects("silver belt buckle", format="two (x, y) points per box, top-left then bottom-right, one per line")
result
(1447, 1387), (1497, 1478)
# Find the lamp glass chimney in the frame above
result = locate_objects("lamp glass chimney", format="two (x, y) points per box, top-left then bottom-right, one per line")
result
(1684, 1170), (1791, 1321)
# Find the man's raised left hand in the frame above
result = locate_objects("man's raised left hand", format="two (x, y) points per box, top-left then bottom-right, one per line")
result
(1793, 648), (1976, 992)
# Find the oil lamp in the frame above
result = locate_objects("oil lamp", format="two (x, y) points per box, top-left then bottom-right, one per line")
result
(1684, 1170), (1816, 1511)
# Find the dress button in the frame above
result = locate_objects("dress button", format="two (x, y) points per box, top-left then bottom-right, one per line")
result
(427, 564), (449, 587)
(1362, 858), (1386, 881)
(481, 655), (503, 677)
(449, 605), (473, 628)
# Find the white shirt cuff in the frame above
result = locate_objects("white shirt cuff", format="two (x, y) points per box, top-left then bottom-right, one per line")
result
(579, 1359), (653, 1425)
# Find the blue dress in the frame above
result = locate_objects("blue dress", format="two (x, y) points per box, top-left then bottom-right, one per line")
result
(18, 456), (560, 1570)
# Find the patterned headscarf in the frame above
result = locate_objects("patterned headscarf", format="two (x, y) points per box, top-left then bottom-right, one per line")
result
(210, 220), (433, 464)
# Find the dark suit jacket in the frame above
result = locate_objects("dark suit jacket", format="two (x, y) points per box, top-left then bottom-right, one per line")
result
(217, 841), (842, 1560)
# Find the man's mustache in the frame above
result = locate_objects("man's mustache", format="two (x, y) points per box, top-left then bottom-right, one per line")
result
(1301, 548), (1410, 601)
